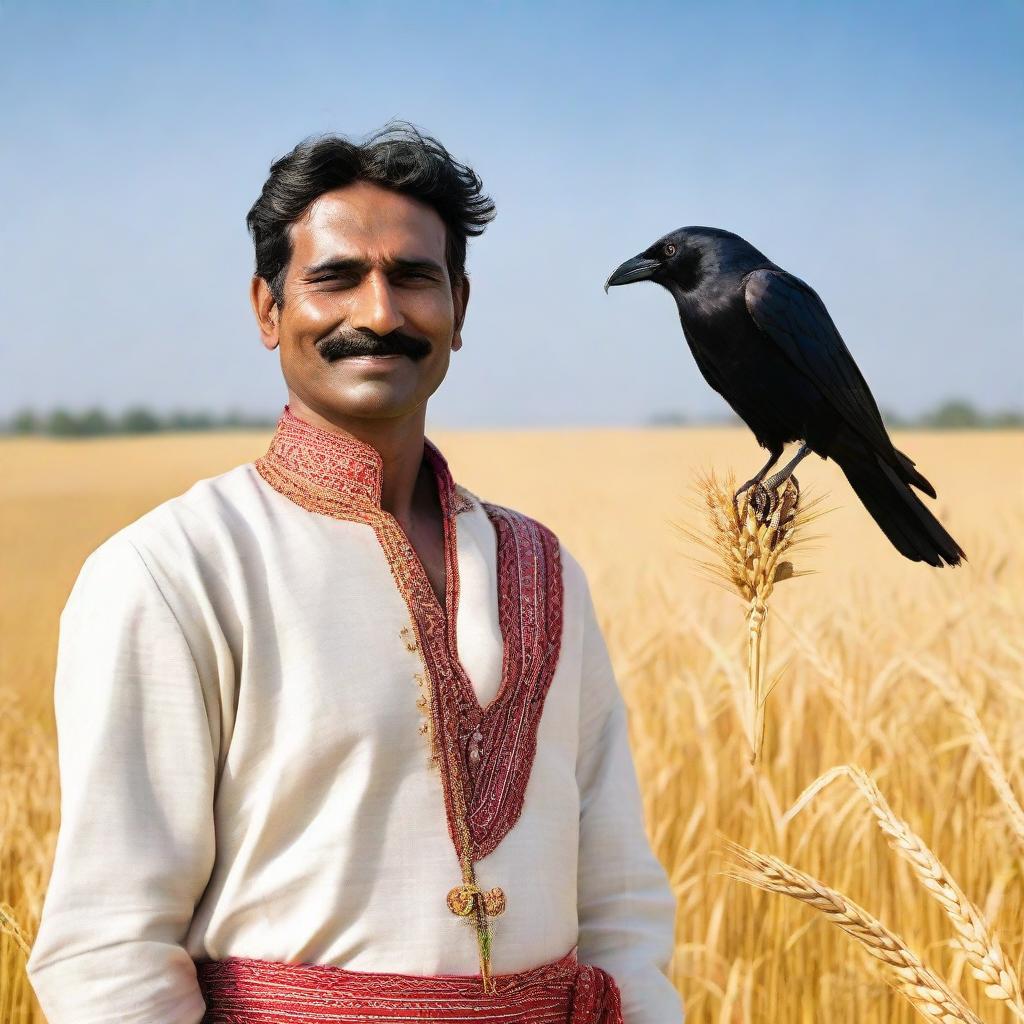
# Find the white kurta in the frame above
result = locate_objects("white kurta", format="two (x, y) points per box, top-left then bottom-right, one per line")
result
(27, 408), (684, 1023)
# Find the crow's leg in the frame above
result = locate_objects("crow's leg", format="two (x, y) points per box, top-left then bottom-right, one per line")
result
(734, 446), (785, 500)
(733, 445), (785, 515)
(763, 442), (812, 492)
(743, 443), (812, 524)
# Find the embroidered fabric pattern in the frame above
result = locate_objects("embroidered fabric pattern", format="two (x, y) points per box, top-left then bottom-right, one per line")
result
(458, 500), (564, 859)
(253, 406), (566, 991)
(197, 944), (624, 1023)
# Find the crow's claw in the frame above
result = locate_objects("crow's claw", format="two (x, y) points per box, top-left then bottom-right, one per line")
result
(732, 480), (756, 519)
(733, 480), (778, 524)
(750, 482), (777, 524)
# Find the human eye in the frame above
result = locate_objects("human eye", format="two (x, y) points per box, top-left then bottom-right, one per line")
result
(395, 269), (438, 286)
(312, 270), (358, 289)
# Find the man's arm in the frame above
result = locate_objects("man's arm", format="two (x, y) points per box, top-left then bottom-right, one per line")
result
(27, 534), (217, 1024)
(575, 567), (685, 1022)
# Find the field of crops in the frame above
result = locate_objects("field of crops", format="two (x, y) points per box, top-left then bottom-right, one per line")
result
(2, 427), (1022, 1022)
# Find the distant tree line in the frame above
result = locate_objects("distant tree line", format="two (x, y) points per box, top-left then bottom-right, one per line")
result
(880, 399), (1023, 429)
(1, 398), (1020, 437)
(649, 397), (1023, 430)
(2, 407), (278, 437)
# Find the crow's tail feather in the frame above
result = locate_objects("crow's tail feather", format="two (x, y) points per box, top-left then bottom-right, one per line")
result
(831, 433), (966, 567)
(891, 446), (936, 498)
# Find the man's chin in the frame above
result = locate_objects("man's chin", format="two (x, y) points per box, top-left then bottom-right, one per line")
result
(316, 375), (419, 419)
(326, 357), (426, 382)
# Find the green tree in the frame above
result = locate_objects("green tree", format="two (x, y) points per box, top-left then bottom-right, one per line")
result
(79, 407), (113, 435)
(46, 409), (81, 436)
(922, 399), (982, 429)
(10, 408), (40, 434)
(990, 408), (1024, 427)
(119, 407), (162, 433)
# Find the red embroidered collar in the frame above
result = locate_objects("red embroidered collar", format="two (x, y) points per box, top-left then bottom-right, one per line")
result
(260, 403), (465, 509)
(254, 404), (564, 992)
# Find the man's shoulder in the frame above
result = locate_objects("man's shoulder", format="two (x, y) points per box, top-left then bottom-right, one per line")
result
(87, 461), (262, 571)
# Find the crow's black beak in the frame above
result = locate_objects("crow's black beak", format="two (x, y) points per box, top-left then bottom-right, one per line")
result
(603, 254), (661, 293)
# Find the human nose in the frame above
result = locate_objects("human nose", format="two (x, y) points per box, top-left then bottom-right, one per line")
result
(349, 269), (405, 336)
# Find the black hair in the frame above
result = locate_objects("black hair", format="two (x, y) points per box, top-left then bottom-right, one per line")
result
(246, 120), (496, 305)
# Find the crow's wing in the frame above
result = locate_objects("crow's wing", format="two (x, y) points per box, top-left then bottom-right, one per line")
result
(744, 267), (895, 457)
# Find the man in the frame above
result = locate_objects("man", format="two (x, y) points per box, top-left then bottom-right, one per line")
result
(27, 122), (685, 1023)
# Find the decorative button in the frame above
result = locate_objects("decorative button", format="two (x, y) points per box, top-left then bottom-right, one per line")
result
(467, 728), (484, 764)
(483, 887), (506, 916)
(447, 884), (476, 916)
(446, 883), (506, 918)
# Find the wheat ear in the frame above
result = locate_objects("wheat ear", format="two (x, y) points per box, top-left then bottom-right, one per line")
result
(725, 842), (983, 1024)
(0, 902), (31, 957)
(912, 658), (1024, 850)
(677, 469), (825, 764)
(787, 765), (1024, 1019)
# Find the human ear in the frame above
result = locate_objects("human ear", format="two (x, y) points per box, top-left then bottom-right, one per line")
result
(451, 275), (470, 353)
(250, 276), (281, 351)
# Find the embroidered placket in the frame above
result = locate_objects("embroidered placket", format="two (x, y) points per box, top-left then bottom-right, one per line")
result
(254, 406), (564, 992)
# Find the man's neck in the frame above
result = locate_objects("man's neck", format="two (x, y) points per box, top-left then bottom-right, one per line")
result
(286, 394), (428, 522)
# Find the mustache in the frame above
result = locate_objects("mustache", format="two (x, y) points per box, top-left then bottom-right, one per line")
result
(315, 328), (432, 362)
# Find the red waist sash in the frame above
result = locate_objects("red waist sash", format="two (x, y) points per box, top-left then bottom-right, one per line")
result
(196, 944), (622, 1023)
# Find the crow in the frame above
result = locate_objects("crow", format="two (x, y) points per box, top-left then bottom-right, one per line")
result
(604, 227), (965, 567)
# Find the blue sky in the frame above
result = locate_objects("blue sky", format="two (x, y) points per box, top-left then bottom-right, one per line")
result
(2, 0), (1021, 427)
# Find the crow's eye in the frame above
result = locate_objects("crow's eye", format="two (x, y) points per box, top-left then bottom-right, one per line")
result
(663, 243), (677, 257)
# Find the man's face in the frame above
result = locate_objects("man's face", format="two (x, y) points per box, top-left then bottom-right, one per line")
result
(252, 180), (469, 425)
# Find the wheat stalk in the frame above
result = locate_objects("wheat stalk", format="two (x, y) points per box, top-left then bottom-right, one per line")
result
(786, 765), (1024, 1019)
(911, 658), (1024, 851)
(676, 468), (826, 764)
(725, 842), (983, 1024)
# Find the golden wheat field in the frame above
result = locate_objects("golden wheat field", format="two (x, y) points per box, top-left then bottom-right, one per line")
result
(2, 427), (1022, 1023)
